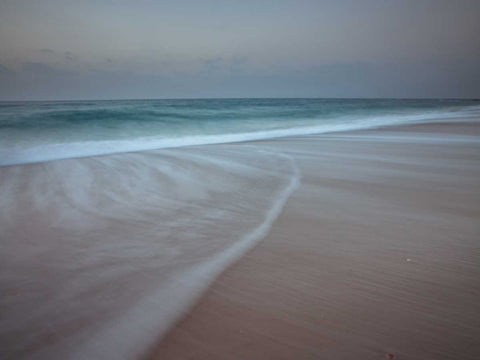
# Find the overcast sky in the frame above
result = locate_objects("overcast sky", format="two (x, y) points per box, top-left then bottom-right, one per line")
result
(0, 0), (479, 100)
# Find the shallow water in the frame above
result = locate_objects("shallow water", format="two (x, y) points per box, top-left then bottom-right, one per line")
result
(0, 145), (298, 359)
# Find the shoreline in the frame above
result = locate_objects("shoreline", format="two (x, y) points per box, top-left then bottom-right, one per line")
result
(148, 119), (480, 360)
(0, 117), (479, 359)
(3, 109), (479, 167)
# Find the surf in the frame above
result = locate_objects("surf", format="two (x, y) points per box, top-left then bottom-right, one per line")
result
(1, 99), (480, 166)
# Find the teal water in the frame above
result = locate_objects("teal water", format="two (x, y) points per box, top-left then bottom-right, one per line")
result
(0, 98), (479, 165)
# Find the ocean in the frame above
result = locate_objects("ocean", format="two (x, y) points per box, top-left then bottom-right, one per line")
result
(1, 98), (479, 166)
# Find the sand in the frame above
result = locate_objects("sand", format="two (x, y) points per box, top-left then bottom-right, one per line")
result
(149, 121), (480, 360)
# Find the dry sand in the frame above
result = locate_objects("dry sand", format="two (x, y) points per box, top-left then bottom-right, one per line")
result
(149, 121), (480, 360)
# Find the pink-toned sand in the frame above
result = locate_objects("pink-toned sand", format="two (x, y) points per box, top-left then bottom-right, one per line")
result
(149, 121), (480, 360)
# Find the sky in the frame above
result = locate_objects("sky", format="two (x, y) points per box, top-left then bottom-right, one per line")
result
(0, 0), (479, 100)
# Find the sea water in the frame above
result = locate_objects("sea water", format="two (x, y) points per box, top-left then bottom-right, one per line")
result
(1, 98), (479, 166)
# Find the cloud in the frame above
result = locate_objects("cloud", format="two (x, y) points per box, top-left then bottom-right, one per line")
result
(0, 58), (479, 101)
(0, 64), (13, 73)
(22, 61), (54, 74)
(40, 48), (55, 54)
(201, 57), (223, 73)
(229, 56), (248, 73)
(64, 51), (76, 62)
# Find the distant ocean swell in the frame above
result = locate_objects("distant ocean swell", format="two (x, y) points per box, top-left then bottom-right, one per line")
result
(1, 99), (479, 166)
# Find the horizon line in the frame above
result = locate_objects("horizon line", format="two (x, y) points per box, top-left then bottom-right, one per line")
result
(1, 96), (479, 103)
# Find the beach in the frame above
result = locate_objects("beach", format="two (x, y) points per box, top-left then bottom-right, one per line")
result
(150, 120), (480, 360)
(2, 0), (480, 357)
(1, 116), (479, 360)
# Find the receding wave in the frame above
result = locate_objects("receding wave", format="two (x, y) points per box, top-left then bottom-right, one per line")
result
(0, 144), (299, 359)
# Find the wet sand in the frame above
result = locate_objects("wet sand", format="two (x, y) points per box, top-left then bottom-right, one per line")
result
(150, 121), (480, 360)
(0, 145), (298, 360)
